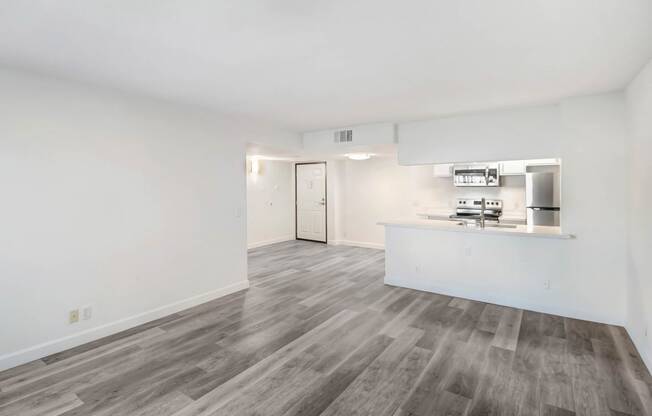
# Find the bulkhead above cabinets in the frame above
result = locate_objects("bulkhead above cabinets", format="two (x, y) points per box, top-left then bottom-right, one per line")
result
(302, 122), (396, 151)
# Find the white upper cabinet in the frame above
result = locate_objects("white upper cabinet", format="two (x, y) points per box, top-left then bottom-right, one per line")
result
(433, 164), (453, 177)
(500, 158), (561, 175)
(499, 160), (526, 175)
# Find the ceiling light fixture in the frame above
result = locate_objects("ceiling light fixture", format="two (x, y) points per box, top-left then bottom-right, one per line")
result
(346, 153), (372, 161)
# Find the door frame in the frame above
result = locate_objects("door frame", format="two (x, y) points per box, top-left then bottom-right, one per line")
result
(295, 161), (327, 244)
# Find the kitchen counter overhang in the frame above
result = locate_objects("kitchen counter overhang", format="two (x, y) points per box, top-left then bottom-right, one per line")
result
(378, 218), (573, 239)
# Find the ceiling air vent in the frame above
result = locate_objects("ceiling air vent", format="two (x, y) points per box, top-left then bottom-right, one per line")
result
(333, 129), (353, 143)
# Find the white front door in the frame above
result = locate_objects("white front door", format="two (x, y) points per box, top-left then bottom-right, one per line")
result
(296, 162), (327, 242)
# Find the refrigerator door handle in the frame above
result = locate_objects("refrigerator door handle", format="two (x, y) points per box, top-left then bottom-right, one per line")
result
(528, 207), (560, 211)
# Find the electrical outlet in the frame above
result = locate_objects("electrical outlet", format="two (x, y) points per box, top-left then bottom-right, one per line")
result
(464, 246), (472, 257)
(82, 305), (92, 320)
(69, 309), (79, 324)
(645, 326), (648, 338)
(543, 279), (551, 290)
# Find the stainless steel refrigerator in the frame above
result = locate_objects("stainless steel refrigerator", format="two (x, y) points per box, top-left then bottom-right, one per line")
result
(526, 172), (560, 226)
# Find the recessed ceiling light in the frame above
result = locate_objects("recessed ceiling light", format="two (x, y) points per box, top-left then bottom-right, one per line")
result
(346, 153), (372, 161)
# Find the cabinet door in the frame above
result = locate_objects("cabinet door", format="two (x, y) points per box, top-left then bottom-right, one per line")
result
(433, 164), (453, 177)
(500, 160), (525, 175)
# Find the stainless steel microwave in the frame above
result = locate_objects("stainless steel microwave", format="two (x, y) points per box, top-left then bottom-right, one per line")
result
(453, 164), (500, 187)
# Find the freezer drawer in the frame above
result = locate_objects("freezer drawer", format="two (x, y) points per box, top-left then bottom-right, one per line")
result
(527, 208), (560, 226)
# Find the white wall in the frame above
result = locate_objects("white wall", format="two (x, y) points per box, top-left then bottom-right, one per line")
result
(0, 68), (299, 370)
(395, 92), (629, 326)
(332, 157), (410, 248)
(625, 59), (652, 371)
(246, 160), (294, 248)
(327, 159), (347, 244)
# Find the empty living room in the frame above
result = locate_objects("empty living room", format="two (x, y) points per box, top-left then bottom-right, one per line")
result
(1, 1), (652, 415)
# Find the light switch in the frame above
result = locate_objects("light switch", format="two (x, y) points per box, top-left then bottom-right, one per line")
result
(82, 305), (92, 320)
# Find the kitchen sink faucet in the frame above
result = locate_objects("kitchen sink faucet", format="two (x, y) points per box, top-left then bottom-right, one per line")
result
(477, 197), (486, 229)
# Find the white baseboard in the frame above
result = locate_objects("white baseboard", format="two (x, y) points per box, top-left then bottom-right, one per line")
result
(248, 236), (294, 249)
(0, 280), (250, 372)
(328, 239), (385, 250)
(625, 325), (652, 376)
(384, 275), (623, 327)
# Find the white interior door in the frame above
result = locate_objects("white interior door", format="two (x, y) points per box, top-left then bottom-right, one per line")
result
(296, 163), (327, 242)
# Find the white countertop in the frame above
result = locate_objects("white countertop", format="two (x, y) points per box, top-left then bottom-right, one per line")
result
(415, 209), (526, 224)
(379, 218), (573, 239)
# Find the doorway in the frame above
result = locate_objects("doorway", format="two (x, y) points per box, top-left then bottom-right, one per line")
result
(295, 162), (327, 243)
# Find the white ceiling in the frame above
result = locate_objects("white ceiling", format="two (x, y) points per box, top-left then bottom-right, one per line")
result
(1, 1), (651, 132)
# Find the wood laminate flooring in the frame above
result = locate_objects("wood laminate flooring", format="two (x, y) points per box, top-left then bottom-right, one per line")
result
(1, 240), (651, 415)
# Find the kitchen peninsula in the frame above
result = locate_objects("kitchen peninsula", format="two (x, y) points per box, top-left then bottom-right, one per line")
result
(380, 217), (578, 321)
